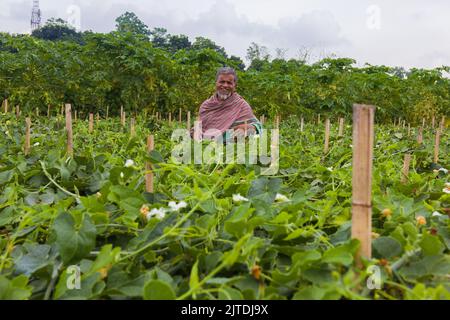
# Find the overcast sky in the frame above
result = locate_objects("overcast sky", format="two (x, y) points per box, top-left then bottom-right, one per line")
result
(1, 0), (449, 69)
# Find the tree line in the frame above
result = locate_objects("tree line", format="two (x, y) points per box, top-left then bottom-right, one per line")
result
(0, 12), (448, 123)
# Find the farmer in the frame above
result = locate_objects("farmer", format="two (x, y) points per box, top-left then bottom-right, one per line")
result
(195, 67), (262, 142)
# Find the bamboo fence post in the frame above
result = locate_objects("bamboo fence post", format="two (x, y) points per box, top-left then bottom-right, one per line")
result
(324, 118), (330, 154)
(179, 108), (182, 123)
(187, 111), (191, 131)
(145, 135), (154, 193)
(440, 116), (446, 132)
(351, 104), (375, 265)
(422, 118), (425, 128)
(169, 112), (172, 124)
(434, 129), (440, 163)
(431, 116), (435, 128)
(121, 112), (126, 127)
(3, 99), (8, 113)
(65, 104), (73, 156)
(89, 113), (94, 133)
(417, 126), (423, 144)
(74, 110), (77, 122)
(338, 118), (344, 137)
(130, 118), (136, 137)
(401, 154), (411, 184)
(24, 117), (31, 156)
(300, 117), (304, 132)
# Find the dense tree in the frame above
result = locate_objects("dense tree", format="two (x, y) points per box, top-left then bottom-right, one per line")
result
(31, 18), (83, 43)
(115, 12), (150, 38)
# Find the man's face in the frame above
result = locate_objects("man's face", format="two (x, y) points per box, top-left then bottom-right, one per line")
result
(215, 74), (236, 100)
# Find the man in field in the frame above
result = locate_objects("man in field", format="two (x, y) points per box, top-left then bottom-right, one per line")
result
(196, 67), (262, 142)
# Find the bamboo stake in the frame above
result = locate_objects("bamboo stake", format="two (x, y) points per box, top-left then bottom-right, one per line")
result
(187, 111), (191, 131)
(74, 110), (77, 122)
(338, 118), (344, 137)
(145, 135), (154, 193)
(300, 117), (304, 132)
(89, 113), (94, 133)
(3, 99), (8, 113)
(401, 154), (411, 184)
(169, 112), (172, 124)
(434, 129), (440, 163)
(431, 116), (435, 128)
(65, 104), (73, 156)
(422, 118), (425, 128)
(351, 104), (375, 264)
(130, 118), (136, 137)
(417, 127), (423, 144)
(324, 118), (330, 154)
(24, 117), (31, 156)
(179, 108), (182, 123)
(121, 112), (126, 127)
(440, 116), (446, 132)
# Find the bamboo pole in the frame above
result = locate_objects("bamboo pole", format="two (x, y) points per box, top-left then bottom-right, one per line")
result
(338, 118), (344, 137)
(440, 116), (446, 132)
(145, 135), (154, 193)
(434, 129), (440, 163)
(187, 111), (191, 131)
(65, 104), (73, 156)
(351, 104), (375, 264)
(417, 126), (423, 144)
(179, 108), (182, 123)
(422, 118), (425, 128)
(300, 117), (304, 132)
(169, 112), (172, 124)
(88, 113), (94, 133)
(324, 118), (330, 154)
(121, 112), (126, 127)
(401, 154), (411, 184)
(24, 117), (31, 156)
(74, 110), (77, 122)
(276, 114), (280, 129)
(431, 116), (435, 128)
(3, 99), (8, 113)
(130, 118), (136, 137)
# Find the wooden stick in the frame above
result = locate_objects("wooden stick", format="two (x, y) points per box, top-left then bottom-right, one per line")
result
(417, 126), (423, 144)
(431, 116), (435, 128)
(187, 111), (191, 131)
(65, 104), (73, 156)
(179, 108), (182, 123)
(401, 154), (411, 184)
(434, 129), (440, 163)
(169, 112), (172, 124)
(145, 135), (154, 193)
(440, 116), (446, 132)
(324, 118), (330, 154)
(88, 113), (94, 133)
(3, 99), (8, 113)
(300, 117), (304, 132)
(130, 118), (136, 137)
(74, 110), (77, 122)
(422, 118), (425, 128)
(120, 106), (123, 122)
(24, 117), (31, 156)
(338, 118), (344, 137)
(351, 104), (375, 264)
(121, 112), (126, 127)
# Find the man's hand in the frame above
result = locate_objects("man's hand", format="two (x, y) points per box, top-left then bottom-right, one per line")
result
(232, 123), (256, 139)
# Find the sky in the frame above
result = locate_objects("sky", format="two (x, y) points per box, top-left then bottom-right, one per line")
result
(1, 0), (449, 69)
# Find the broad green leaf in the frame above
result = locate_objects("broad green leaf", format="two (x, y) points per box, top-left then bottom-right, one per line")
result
(143, 280), (176, 300)
(372, 236), (403, 259)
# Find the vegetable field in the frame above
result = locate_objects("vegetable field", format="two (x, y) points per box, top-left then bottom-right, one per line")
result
(0, 110), (449, 300)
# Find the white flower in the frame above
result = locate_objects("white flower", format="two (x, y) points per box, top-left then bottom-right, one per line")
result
(168, 201), (188, 211)
(233, 194), (249, 203)
(438, 168), (448, 174)
(120, 172), (124, 179)
(146, 208), (167, 221)
(33, 142), (40, 147)
(124, 159), (135, 167)
(275, 193), (290, 202)
(432, 211), (443, 217)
